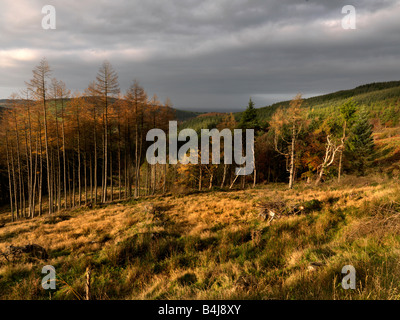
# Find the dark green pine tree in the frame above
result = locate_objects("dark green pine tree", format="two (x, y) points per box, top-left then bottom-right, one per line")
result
(346, 108), (375, 176)
(238, 98), (260, 130)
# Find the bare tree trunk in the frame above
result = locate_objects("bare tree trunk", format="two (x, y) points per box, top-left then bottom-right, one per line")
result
(145, 162), (149, 196)
(101, 123), (105, 202)
(338, 120), (347, 182)
(163, 163), (167, 194)
(134, 110), (139, 198)
(199, 166), (202, 191)
(38, 121), (43, 217)
(72, 157), (76, 208)
(103, 101), (108, 203)
(209, 172), (213, 190)
(118, 123), (122, 200)
(32, 131), (39, 218)
(51, 152), (56, 213)
(90, 155), (93, 203)
(221, 164), (227, 188)
(84, 153), (88, 205)
(24, 127), (31, 217)
(338, 151), (343, 182)
(68, 161), (72, 208)
(11, 141), (19, 219)
(152, 164), (156, 195)
(252, 143), (256, 188)
(43, 98), (53, 214)
(77, 113), (81, 207)
(83, 130), (88, 205)
(93, 109), (98, 206)
(5, 131), (14, 222)
(14, 111), (24, 218)
(25, 103), (33, 218)
(288, 123), (296, 190)
(85, 267), (91, 301)
(61, 99), (67, 209)
(55, 105), (61, 212)
(315, 135), (342, 186)
(124, 143), (128, 199)
(109, 125), (113, 202)
(229, 168), (242, 189)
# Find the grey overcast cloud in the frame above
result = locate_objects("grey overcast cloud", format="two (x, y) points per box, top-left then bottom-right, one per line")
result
(1, 0), (400, 111)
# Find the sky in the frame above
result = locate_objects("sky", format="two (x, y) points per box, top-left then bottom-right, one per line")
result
(1, 0), (400, 112)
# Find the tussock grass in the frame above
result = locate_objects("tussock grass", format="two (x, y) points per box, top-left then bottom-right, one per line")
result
(1, 176), (400, 299)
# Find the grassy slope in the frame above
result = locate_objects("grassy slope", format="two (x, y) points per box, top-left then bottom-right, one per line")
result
(1, 175), (400, 300)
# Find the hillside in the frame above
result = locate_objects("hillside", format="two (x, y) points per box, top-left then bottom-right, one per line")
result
(252, 81), (400, 124)
(181, 81), (400, 129)
(173, 109), (204, 122)
(1, 176), (400, 300)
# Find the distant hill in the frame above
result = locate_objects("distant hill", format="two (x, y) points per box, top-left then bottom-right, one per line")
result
(0, 99), (12, 108)
(180, 81), (400, 129)
(173, 109), (204, 122)
(249, 81), (400, 124)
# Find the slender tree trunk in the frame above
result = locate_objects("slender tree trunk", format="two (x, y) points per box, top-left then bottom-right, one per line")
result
(338, 152), (343, 182)
(134, 112), (139, 198)
(163, 163), (167, 194)
(24, 127), (31, 217)
(25, 104), (33, 218)
(55, 106), (61, 212)
(11, 142), (19, 219)
(221, 164), (227, 188)
(109, 125), (113, 202)
(77, 113), (81, 207)
(32, 131), (39, 219)
(14, 112), (24, 218)
(84, 153), (88, 205)
(93, 108), (98, 205)
(90, 155), (93, 203)
(43, 95), (53, 214)
(68, 161), (72, 208)
(103, 98), (108, 203)
(288, 123), (296, 190)
(38, 119), (43, 217)
(252, 143), (256, 188)
(61, 99), (67, 209)
(118, 123), (122, 200)
(199, 166), (202, 191)
(152, 164), (156, 195)
(72, 157), (76, 208)
(101, 120), (105, 202)
(5, 131), (14, 222)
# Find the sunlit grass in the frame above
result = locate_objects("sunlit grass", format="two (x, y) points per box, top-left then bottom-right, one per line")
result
(1, 175), (400, 299)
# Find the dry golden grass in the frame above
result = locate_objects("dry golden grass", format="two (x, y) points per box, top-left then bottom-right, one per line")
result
(1, 175), (400, 300)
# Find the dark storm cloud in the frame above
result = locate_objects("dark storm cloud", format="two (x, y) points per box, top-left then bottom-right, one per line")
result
(1, 0), (400, 111)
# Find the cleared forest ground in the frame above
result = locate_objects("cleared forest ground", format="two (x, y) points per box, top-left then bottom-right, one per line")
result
(1, 175), (400, 299)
